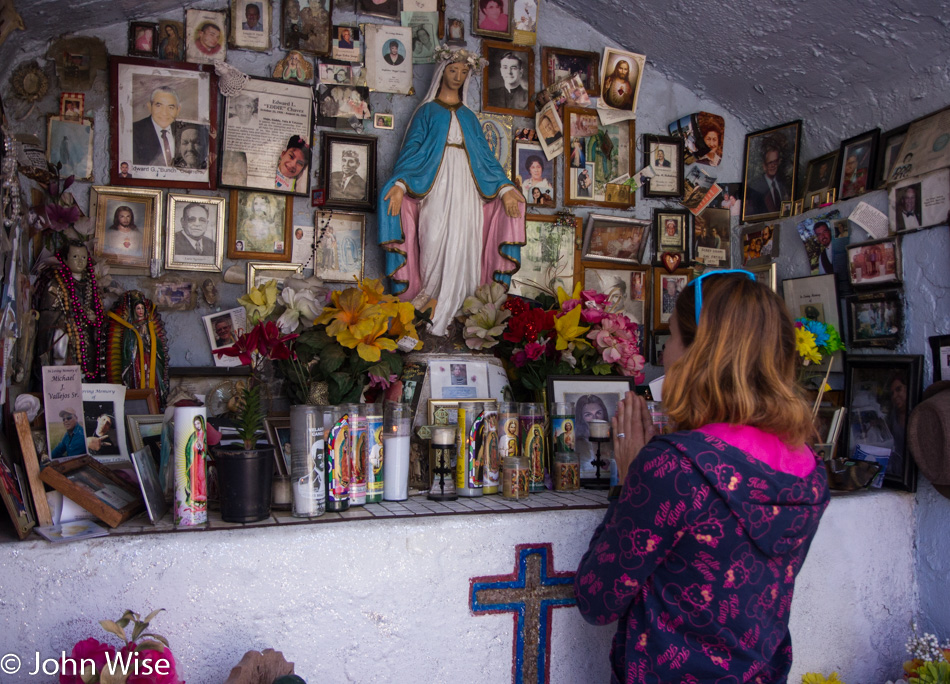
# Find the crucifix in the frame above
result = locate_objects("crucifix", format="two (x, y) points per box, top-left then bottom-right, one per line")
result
(469, 543), (576, 684)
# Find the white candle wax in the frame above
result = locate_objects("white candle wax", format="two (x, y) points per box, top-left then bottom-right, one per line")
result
(382, 436), (410, 501)
(588, 420), (610, 439)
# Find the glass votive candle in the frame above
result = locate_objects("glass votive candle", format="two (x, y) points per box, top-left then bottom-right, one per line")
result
(553, 452), (580, 491)
(502, 456), (529, 500)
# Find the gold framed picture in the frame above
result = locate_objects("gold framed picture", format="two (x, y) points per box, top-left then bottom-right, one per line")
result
(91, 186), (163, 275)
(166, 194), (226, 272)
(227, 190), (293, 261)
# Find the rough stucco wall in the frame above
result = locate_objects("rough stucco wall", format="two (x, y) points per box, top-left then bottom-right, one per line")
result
(552, 0), (950, 161)
(0, 494), (916, 683)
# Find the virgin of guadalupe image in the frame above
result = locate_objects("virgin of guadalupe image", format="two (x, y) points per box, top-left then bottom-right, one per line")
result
(379, 47), (527, 336)
(183, 415), (208, 512)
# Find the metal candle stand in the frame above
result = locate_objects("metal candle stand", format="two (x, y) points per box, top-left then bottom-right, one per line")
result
(583, 435), (612, 490)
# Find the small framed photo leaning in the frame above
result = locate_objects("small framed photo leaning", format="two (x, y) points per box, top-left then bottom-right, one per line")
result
(846, 237), (901, 288)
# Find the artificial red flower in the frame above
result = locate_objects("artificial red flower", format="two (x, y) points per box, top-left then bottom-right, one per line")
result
(254, 320), (298, 360)
(503, 296), (529, 317)
(213, 332), (255, 366)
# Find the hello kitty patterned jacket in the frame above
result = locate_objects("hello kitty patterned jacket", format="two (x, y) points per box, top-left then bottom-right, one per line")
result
(575, 425), (829, 684)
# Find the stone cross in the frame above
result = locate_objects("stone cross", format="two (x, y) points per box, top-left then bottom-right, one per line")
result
(469, 543), (576, 684)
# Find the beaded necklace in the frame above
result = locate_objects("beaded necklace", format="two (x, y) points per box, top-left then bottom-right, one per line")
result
(53, 253), (106, 381)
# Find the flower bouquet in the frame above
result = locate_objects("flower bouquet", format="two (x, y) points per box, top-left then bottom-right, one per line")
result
(459, 283), (646, 401)
(793, 316), (846, 415)
(276, 278), (427, 405)
(60, 608), (181, 684)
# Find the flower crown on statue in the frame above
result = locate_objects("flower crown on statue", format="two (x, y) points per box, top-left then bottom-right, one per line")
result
(434, 44), (486, 70)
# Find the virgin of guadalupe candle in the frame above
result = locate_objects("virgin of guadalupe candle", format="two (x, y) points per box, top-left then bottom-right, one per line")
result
(290, 404), (325, 518)
(455, 401), (484, 497)
(502, 456), (529, 500)
(342, 403), (366, 506)
(174, 406), (208, 526)
(554, 452), (580, 491)
(365, 406), (384, 503)
(324, 406), (349, 512)
(519, 402), (546, 492)
(482, 402), (500, 495)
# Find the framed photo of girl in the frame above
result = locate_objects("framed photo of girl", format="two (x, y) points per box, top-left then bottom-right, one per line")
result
(320, 132), (377, 212)
(91, 186), (163, 274)
(844, 354), (922, 491)
(472, 0), (513, 39)
(230, 0), (273, 51)
(540, 47), (600, 97)
(514, 141), (555, 206)
(227, 190), (294, 261)
(641, 134), (684, 198)
(482, 41), (534, 117)
(563, 106), (635, 209)
(740, 120), (802, 224)
(836, 128), (880, 201)
(219, 77), (314, 197)
(165, 194), (226, 272)
(109, 56), (218, 190)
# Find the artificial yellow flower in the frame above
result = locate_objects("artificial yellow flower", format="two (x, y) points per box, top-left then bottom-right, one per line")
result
(556, 282), (582, 307)
(554, 304), (590, 351)
(239, 279), (279, 324)
(358, 278), (387, 305)
(337, 314), (398, 362)
(795, 326), (822, 365)
(387, 301), (423, 349)
(802, 673), (844, 684)
(315, 287), (380, 341)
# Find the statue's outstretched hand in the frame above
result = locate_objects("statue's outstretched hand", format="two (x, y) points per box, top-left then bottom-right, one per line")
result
(502, 189), (525, 218)
(384, 185), (405, 216)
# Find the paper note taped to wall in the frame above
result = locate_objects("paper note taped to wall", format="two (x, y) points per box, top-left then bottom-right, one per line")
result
(848, 201), (889, 240)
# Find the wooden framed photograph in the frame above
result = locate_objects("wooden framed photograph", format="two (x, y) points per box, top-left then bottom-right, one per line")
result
(282, 0), (333, 53)
(582, 265), (651, 343)
(581, 213), (649, 265)
(877, 124), (910, 188)
(126, 388), (161, 416)
(845, 354), (922, 491)
(748, 262), (778, 292)
(563, 106), (634, 208)
(246, 263), (302, 292)
(782, 273), (842, 372)
(598, 47), (645, 115)
(478, 112), (514, 180)
(509, 213), (581, 300)
(203, 307), (248, 366)
(127, 414), (165, 474)
(515, 140), (555, 206)
(641, 134), (684, 198)
(546, 375), (638, 480)
(109, 56), (218, 189)
(836, 128), (880, 201)
(227, 190), (293, 261)
(166, 194), (226, 272)
(157, 20), (185, 60)
(91, 186), (163, 274)
(321, 132), (377, 212)
(472, 0), (513, 39)
(220, 77), (314, 196)
(740, 223), (779, 267)
(357, 0), (398, 21)
(265, 417), (292, 476)
(40, 455), (145, 528)
(60, 92), (85, 120)
(692, 208), (730, 268)
(129, 22), (159, 58)
(540, 47), (600, 97)
(846, 288), (903, 349)
(889, 169), (950, 232)
(482, 41), (533, 117)
(314, 210), (366, 282)
(740, 120), (802, 224)
(230, 0), (273, 51)
(0, 449), (35, 540)
(929, 334), (950, 382)
(185, 8), (228, 64)
(332, 25), (361, 62)
(847, 237), (901, 287)
(13, 412), (53, 527)
(373, 113), (394, 130)
(653, 267), (691, 331)
(130, 447), (168, 524)
(801, 150), (839, 212)
(652, 208), (689, 264)
(47, 115), (94, 182)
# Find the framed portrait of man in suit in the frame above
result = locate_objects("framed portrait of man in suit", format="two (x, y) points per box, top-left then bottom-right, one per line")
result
(110, 57), (218, 190)
(165, 194), (226, 272)
(321, 131), (377, 211)
(740, 120), (801, 225)
(481, 40), (533, 118)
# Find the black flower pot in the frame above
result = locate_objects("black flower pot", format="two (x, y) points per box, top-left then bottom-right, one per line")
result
(213, 446), (274, 522)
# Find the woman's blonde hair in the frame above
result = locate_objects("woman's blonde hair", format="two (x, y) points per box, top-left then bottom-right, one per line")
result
(662, 273), (814, 446)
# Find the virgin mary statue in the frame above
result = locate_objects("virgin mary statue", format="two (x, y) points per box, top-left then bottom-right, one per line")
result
(378, 46), (526, 336)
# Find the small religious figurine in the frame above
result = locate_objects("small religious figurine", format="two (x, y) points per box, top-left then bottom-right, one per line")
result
(105, 290), (170, 407)
(36, 240), (107, 381)
(378, 45), (526, 336)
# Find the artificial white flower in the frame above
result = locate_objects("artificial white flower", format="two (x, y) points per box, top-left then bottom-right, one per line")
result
(277, 285), (320, 333)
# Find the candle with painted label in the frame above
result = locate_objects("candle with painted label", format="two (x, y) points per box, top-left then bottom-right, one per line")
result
(482, 401), (500, 495)
(342, 403), (366, 506)
(290, 404), (325, 518)
(519, 402), (546, 492)
(382, 401), (411, 501)
(324, 405), (349, 512)
(365, 405), (384, 503)
(455, 401), (485, 497)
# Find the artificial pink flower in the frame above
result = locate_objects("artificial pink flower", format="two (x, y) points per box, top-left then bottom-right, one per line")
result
(511, 349), (528, 367)
(525, 341), (547, 361)
(60, 638), (115, 684)
(368, 372), (398, 389)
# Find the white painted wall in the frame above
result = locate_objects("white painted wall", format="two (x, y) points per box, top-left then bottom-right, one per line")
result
(0, 492), (915, 683)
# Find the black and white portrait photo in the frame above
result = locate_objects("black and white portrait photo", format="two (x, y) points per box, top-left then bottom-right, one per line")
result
(483, 42), (533, 116)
